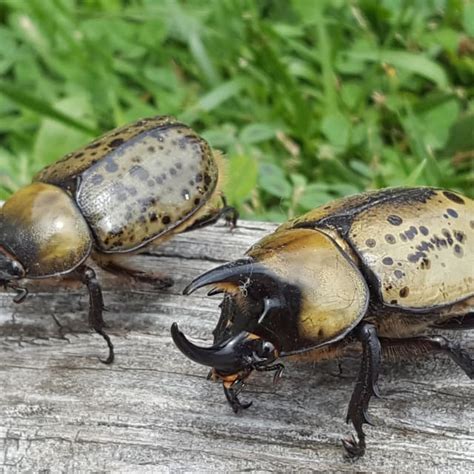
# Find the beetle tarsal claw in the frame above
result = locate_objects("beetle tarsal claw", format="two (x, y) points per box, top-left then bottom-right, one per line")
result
(342, 434), (366, 459)
(223, 380), (252, 413)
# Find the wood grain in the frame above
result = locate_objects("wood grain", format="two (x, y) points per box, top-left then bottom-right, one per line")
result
(1, 220), (473, 472)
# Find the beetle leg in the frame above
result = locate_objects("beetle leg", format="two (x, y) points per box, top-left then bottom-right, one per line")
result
(343, 323), (381, 459)
(380, 335), (473, 379)
(223, 379), (252, 413)
(7, 283), (29, 304)
(183, 196), (239, 232)
(255, 363), (285, 384)
(78, 265), (114, 364)
(432, 312), (474, 330)
(94, 255), (173, 289)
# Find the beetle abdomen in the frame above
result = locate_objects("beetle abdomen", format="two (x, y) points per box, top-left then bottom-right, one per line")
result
(348, 189), (473, 310)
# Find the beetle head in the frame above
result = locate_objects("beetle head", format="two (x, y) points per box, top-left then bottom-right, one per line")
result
(0, 246), (25, 285)
(172, 258), (300, 379)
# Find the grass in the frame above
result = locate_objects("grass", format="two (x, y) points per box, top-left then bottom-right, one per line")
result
(0, 0), (473, 221)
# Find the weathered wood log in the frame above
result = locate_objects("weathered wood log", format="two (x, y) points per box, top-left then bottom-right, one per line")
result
(1, 220), (473, 471)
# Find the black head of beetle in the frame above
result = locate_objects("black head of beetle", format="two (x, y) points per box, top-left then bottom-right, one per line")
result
(171, 257), (307, 411)
(0, 242), (28, 303)
(0, 247), (25, 282)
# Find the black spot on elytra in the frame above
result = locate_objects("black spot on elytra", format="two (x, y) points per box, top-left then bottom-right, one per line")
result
(443, 191), (464, 204)
(453, 230), (466, 243)
(385, 234), (396, 244)
(441, 229), (454, 246)
(390, 299), (398, 305)
(90, 174), (104, 185)
(87, 141), (101, 149)
(387, 215), (403, 226)
(181, 189), (190, 200)
(431, 235), (448, 249)
(147, 179), (155, 187)
(419, 226), (429, 236)
(399, 287), (409, 298)
(366, 239), (376, 248)
(204, 174), (212, 186)
(109, 138), (125, 148)
(194, 197), (200, 206)
(382, 257), (394, 266)
(130, 165), (149, 181)
(404, 226), (418, 240)
(109, 227), (124, 237)
(454, 244), (464, 258)
(176, 162), (182, 170)
(162, 215), (171, 225)
(420, 258), (431, 270)
(147, 146), (156, 153)
(446, 208), (458, 218)
(169, 167), (177, 176)
(318, 328), (324, 337)
(416, 241), (435, 253)
(149, 212), (158, 222)
(105, 160), (118, 172)
(407, 251), (426, 263)
(394, 270), (403, 279)
(399, 233), (407, 242)
(195, 173), (203, 183)
(76, 152), (84, 158)
(155, 176), (163, 185)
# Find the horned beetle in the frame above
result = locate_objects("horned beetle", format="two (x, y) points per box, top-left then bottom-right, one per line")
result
(0, 116), (236, 363)
(172, 187), (473, 458)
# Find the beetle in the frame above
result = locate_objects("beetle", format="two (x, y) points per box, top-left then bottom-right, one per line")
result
(0, 116), (236, 363)
(172, 187), (473, 458)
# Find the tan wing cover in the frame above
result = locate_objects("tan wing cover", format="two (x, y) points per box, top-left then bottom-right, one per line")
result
(36, 116), (219, 252)
(348, 189), (473, 309)
(35, 116), (177, 184)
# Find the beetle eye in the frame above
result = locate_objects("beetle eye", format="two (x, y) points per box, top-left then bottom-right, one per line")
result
(10, 261), (24, 277)
(259, 341), (276, 359)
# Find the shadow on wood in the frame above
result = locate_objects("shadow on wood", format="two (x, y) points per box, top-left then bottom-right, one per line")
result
(1, 221), (473, 471)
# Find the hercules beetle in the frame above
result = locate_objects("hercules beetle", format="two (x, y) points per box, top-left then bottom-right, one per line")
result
(0, 116), (236, 363)
(172, 187), (473, 458)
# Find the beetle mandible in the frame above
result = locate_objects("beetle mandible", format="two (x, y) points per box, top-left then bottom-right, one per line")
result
(172, 187), (473, 458)
(0, 116), (236, 363)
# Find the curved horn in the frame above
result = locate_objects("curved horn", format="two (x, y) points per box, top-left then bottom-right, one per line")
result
(183, 259), (254, 295)
(171, 323), (257, 374)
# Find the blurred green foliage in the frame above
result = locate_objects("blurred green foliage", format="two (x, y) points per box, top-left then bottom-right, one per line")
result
(0, 0), (473, 221)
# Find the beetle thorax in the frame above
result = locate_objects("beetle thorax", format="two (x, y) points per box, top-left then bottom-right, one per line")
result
(0, 183), (92, 278)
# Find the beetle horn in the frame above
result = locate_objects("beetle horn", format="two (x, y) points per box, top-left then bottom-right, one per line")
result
(171, 323), (278, 374)
(171, 322), (246, 372)
(183, 259), (253, 295)
(183, 258), (275, 295)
